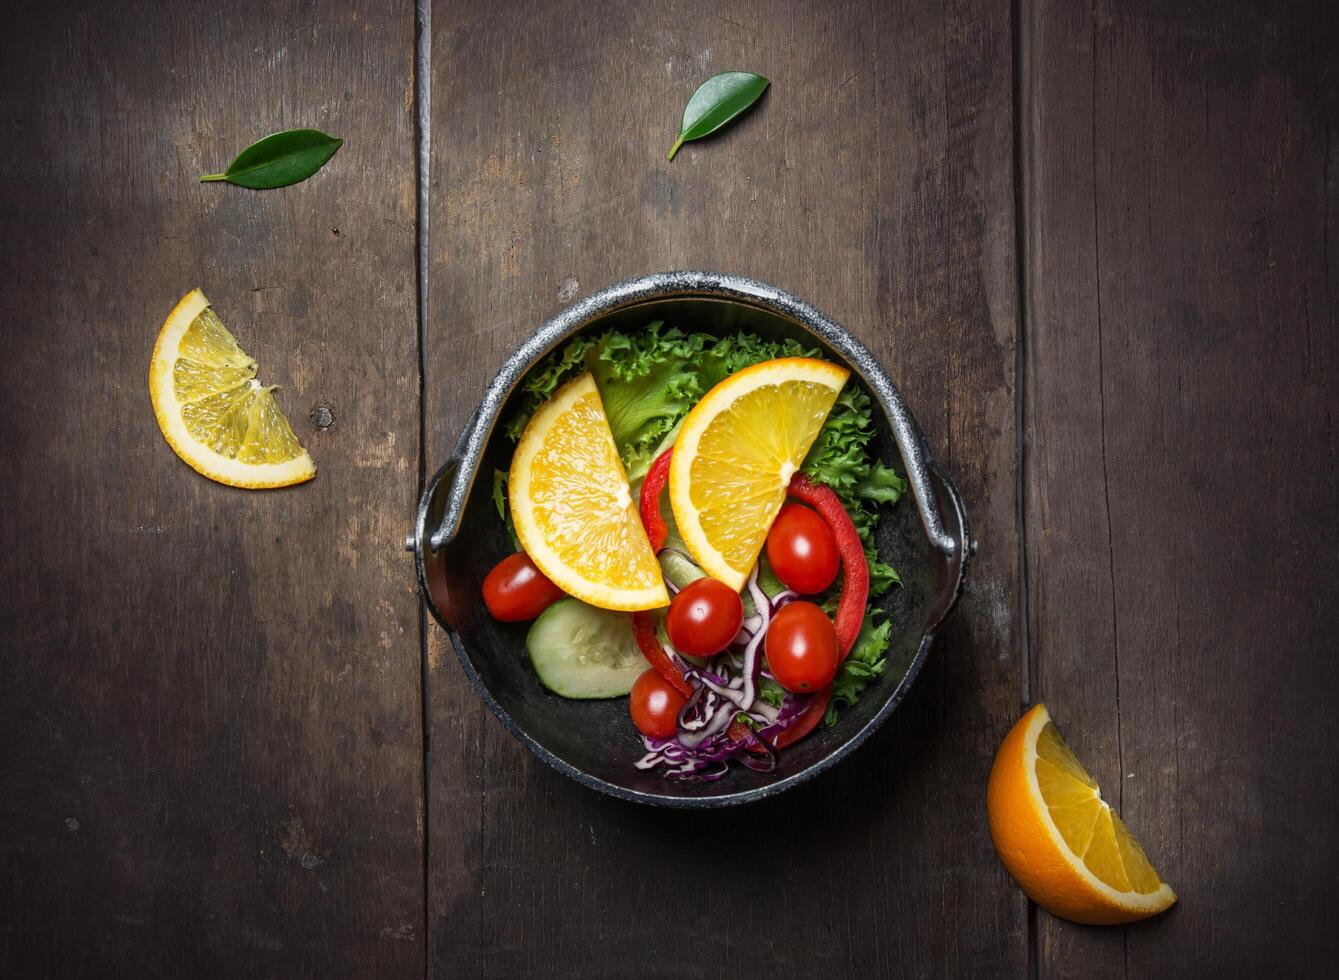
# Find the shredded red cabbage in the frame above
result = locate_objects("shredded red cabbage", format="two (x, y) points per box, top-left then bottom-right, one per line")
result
(636, 560), (814, 781)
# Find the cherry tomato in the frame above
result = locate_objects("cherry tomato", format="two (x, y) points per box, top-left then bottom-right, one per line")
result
(666, 577), (744, 656)
(629, 668), (687, 740)
(766, 503), (840, 595)
(765, 601), (839, 693)
(482, 552), (564, 621)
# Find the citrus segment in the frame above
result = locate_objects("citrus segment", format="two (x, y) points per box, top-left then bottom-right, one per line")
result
(149, 289), (315, 488)
(668, 357), (849, 590)
(509, 373), (669, 611)
(987, 703), (1176, 925)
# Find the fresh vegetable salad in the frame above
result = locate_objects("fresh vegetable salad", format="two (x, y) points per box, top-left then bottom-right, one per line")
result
(483, 323), (906, 781)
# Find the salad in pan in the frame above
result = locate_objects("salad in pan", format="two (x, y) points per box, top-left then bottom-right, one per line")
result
(482, 323), (906, 781)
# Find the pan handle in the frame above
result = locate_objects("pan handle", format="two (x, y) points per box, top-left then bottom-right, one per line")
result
(408, 455), (460, 631)
(921, 460), (971, 635)
(407, 406), (488, 630)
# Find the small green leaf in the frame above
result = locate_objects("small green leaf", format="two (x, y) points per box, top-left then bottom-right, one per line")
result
(667, 71), (769, 161)
(492, 469), (520, 550)
(200, 128), (343, 189)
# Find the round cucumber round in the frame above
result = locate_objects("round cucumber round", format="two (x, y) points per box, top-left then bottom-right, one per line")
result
(525, 598), (647, 699)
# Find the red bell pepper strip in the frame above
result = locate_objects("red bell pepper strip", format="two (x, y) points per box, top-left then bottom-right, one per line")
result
(771, 473), (869, 749)
(633, 451), (695, 698)
(632, 610), (693, 699)
(775, 689), (830, 749)
(728, 718), (760, 745)
(639, 448), (673, 551)
(784, 473), (868, 655)
(640, 449), (743, 734)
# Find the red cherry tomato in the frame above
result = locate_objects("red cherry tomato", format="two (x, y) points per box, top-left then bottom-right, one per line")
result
(482, 552), (564, 622)
(765, 601), (839, 693)
(629, 668), (687, 740)
(666, 577), (744, 656)
(766, 503), (840, 595)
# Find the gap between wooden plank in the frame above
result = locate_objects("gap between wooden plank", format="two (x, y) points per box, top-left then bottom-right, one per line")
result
(414, 0), (433, 973)
(1011, 0), (1040, 975)
(1086, 13), (1130, 974)
(1013, 0), (1034, 712)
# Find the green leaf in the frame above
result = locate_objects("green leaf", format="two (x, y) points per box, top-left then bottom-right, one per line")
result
(758, 677), (787, 709)
(492, 469), (520, 550)
(856, 461), (908, 506)
(825, 612), (893, 725)
(200, 129), (343, 189)
(591, 323), (705, 474)
(492, 469), (507, 522)
(867, 548), (902, 596)
(502, 333), (598, 441)
(755, 554), (788, 600)
(667, 71), (769, 161)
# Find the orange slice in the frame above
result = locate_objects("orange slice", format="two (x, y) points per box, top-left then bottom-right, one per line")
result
(668, 357), (849, 590)
(987, 703), (1177, 924)
(509, 373), (669, 611)
(149, 289), (315, 488)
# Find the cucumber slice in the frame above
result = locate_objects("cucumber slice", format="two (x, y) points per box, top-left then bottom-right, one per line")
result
(526, 598), (646, 699)
(658, 548), (705, 592)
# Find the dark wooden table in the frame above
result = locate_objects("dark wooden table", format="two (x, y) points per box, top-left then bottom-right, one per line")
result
(2, 0), (1334, 976)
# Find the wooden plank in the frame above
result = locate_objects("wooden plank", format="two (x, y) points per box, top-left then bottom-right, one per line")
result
(1022, 0), (1338, 974)
(425, 1), (1024, 975)
(0, 1), (423, 974)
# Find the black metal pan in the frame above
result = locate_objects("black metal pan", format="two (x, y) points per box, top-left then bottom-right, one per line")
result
(408, 271), (969, 806)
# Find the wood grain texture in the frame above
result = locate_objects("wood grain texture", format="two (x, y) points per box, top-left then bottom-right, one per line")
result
(0, 1), (423, 975)
(424, 1), (1023, 976)
(8, 0), (1329, 973)
(1022, 0), (1338, 975)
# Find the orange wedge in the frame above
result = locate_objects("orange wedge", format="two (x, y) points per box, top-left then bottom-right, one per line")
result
(988, 704), (1177, 924)
(149, 289), (315, 488)
(668, 357), (849, 590)
(509, 373), (669, 611)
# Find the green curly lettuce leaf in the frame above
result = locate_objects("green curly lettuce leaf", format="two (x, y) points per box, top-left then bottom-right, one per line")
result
(696, 332), (814, 391)
(758, 676), (788, 709)
(824, 611), (893, 726)
(595, 325), (707, 480)
(504, 323), (709, 482)
(868, 549), (901, 594)
(802, 387), (907, 552)
(491, 468), (520, 550)
(502, 335), (598, 442)
(856, 460), (908, 505)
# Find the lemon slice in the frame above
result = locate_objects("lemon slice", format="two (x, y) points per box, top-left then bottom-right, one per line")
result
(149, 289), (315, 488)
(668, 356), (849, 590)
(987, 704), (1177, 924)
(509, 373), (669, 611)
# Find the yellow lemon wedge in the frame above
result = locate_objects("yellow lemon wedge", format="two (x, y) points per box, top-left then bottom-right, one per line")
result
(668, 356), (849, 590)
(149, 289), (315, 488)
(509, 373), (669, 611)
(987, 703), (1177, 924)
